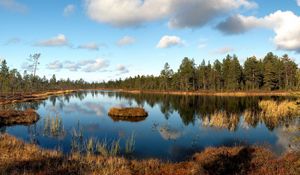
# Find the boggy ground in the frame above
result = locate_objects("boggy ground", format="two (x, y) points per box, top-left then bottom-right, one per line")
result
(114, 89), (300, 97)
(0, 90), (77, 105)
(0, 134), (299, 175)
(0, 109), (39, 126)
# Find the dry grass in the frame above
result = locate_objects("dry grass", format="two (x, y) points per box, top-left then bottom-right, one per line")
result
(259, 100), (300, 118)
(108, 107), (148, 122)
(0, 134), (299, 175)
(0, 90), (77, 105)
(116, 89), (300, 97)
(0, 109), (39, 126)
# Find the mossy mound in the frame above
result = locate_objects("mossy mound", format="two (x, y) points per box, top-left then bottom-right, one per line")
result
(108, 107), (148, 122)
(0, 109), (39, 126)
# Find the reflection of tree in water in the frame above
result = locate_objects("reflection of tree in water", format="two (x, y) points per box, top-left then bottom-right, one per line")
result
(242, 109), (260, 129)
(113, 92), (298, 131)
(202, 111), (240, 131)
(28, 124), (39, 145)
(159, 96), (174, 119)
(0, 101), (45, 111)
(43, 115), (66, 140)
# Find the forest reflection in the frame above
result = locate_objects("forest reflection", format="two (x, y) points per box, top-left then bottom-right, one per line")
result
(3, 90), (299, 132)
(110, 91), (299, 131)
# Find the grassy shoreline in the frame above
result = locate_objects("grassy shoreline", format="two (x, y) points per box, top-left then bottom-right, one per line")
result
(1, 89), (300, 106)
(0, 134), (299, 175)
(108, 89), (300, 97)
(0, 89), (77, 105)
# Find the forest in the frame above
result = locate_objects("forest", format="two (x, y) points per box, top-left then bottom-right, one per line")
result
(0, 52), (299, 95)
(0, 55), (98, 95)
(103, 52), (300, 91)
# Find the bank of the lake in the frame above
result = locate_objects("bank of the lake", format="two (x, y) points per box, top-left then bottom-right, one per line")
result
(109, 89), (300, 97)
(0, 89), (78, 105)
(0, 134), (299, 175)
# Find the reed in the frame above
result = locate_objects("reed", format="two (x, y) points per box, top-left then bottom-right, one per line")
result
(43, 115), (65, 139)
(125, 132), (136, 155)
(96, 139), (120, 157)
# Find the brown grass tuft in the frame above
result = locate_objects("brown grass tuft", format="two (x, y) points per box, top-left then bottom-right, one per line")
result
(108, 107), (148, 122)
(0, 109), (39, 126)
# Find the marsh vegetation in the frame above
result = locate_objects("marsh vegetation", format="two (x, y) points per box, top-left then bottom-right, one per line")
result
(0, 109), (39, 126)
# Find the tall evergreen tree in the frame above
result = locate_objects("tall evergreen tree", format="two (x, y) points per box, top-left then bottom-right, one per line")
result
(178, 57), (196, 91)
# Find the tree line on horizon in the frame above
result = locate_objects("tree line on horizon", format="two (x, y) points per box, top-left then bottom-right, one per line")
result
(103, 52), (300, 91)
(0, 52), (299, 95)
(0, 55), (97, 95)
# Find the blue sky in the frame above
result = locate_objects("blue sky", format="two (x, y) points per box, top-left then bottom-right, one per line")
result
(0, 0), (300, 82)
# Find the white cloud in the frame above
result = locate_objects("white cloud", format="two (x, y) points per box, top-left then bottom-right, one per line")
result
(63, 4), (76, 16)
(117, 36), (135, 46)
(217, 10), (300, 53)
(297, 0), (300, 6)
(213, 47), (235, 54)
(78, 42), (99, 51)
(82, 59), (109, 72)
(36, 34), (69, 47)
(46, 59), (109, 72)
(46, 60), (63, 70)
(156, 35), (184, 48)
(85, 0), (257, 28)
(0, 0), (27, 13)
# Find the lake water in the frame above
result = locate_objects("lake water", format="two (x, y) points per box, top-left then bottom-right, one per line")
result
(1, 90), (299, 161)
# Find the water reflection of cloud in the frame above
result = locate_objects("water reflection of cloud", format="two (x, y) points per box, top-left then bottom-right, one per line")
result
(158, 124), (183, 140)
(64, 102), (106, 117)
(274, 121), (300, 152)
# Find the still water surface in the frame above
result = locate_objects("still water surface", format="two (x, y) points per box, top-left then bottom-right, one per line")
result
(2, 90), (299, 161)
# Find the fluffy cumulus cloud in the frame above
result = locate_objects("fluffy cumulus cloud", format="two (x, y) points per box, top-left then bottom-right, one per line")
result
(78, 42), (99, 51)
(36, 34), (69, 47)
(63, 4), (76, 16)
(297, 0), (300, 6)
(82, 59), (109, 72)
(117, 36), (135, 46)
(0, 0), (27, 13)
(156, 35), (184, 48)
(46, 59), (109, 72)
(85, 0), (257, 28)
(217, 10), (300, 53)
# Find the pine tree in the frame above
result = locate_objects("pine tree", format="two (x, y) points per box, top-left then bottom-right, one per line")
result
(178, 57), (196, 91)
(244, 56), (261, 90)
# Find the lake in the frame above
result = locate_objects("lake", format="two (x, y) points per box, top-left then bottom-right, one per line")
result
(1, 90), (299, 162)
